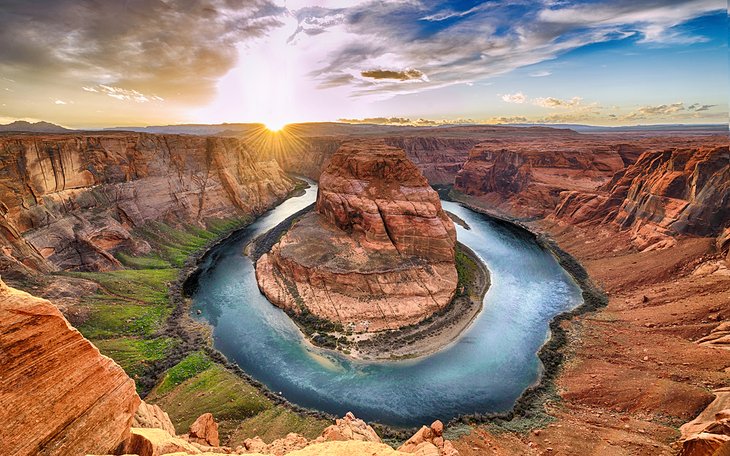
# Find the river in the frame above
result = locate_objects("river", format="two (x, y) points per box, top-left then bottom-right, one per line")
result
(191, 182), (582, 427)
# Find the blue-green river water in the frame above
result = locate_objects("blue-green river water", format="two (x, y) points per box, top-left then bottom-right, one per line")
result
(191, 183), (582, 426)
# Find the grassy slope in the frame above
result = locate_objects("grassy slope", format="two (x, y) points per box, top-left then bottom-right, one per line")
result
(67, 217), (327, 443)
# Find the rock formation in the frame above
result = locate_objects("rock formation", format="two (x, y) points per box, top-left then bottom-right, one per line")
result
(0, 133), (294, 274)
(256, 142), (457, 332)
(0, 278), (140, 456)
(397, 420), (458, 456)
(554, 146), (729, 250)
(187, 413), (220, 447)
(679, 388), (730, 456)
(453, 140), (629, 217)
(133, 401), (177, 436)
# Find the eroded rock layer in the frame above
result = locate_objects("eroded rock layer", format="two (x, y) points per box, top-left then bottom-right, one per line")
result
(256, 142), (457, 332)
(0, 133), (294, 274)
(554, 146), (729, 250)
(0, 278), (140, 456)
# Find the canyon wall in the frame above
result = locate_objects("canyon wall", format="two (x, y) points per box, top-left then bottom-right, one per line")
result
(0, 278), (140, 456)
(0, 133), (295, 274)
(554, 146), (729, 250)
(254, 135), (477, 184)
(256, 142), (458, 332)
(453, 140), (631, 217)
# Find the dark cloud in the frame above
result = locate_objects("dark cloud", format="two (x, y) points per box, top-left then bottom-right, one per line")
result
(361, 69), (425, 81)
(688, 103), (717, 112)
(0, 0), (285, 103)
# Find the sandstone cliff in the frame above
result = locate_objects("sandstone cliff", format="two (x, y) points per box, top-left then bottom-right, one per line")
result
(0, 133), (294, 274)
(256, 142), (457, 332)
(453, 140), (628, 217)
(554, 146), (729, 250)
(259, 135), (477, 185)
(0, 278), (140, 456)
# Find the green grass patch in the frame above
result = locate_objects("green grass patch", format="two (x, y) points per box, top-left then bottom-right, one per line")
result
(155, 351), (213, 396)
(95, 337), (176, 381)
(148, 363), (272, 435)
(455, 245), (478, 297)
(229, 407), (330, 445)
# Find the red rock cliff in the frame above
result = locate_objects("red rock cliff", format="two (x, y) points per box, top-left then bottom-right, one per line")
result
(554, 146), (729, 250)
(256, 142), (457, 332)
(0, 133), (294, 274)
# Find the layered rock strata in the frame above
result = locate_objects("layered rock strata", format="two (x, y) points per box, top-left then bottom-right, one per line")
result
(256, 142), (457, 332)
(0, 278), (140, 456)
(0, 133), (294, 274)
(554, 146), (729, 250)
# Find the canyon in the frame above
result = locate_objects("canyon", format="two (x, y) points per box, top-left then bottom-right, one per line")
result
(1, 125), (728, 456)
(256, 141), (459, 334)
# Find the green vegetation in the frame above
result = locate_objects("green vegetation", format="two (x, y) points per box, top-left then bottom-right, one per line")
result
(155, 351), (213, 396)
(131, 218), (251, 268)
(230, 408), (329, 445)
(95, 337), (176, 380)
(455, 245), (479, 297)
(148, 362), (272, 436)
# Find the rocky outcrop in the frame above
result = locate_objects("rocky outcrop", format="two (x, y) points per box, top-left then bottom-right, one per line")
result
(454, 140), (628, 217)
(397, 420), (458, 456)
(0, 133), (294, 273)
(256, 142), (457, 332)
(134, 401), (177, 436)
(0, 278), (140, 456)
(679, 388), (730, 456)
(187, 413), (220, 447)
(555, 146), (730, 250)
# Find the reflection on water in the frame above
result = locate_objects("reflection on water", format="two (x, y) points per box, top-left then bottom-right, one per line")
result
(192, 182), (582, 426)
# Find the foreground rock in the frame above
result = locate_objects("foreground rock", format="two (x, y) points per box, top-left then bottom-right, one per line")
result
(256, 142), (457, 332)
(679, 388), (730, 456)
(0, 278), (140, 456)
(0, 133), (294, 275)
(134, 401), (177, 436)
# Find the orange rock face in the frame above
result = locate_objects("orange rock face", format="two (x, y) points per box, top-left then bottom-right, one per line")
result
(555, 146), (729, 250)
(453, 140), (629, 217)
(256, 142), (457, 332)
(0, 278), (140, 456)
(0, 133), (294, 274)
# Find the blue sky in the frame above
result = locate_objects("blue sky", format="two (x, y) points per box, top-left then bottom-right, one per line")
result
(0, 0), (727, 127)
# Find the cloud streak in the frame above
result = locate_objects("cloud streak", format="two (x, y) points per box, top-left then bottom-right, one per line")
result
(290, 0), (723, 98)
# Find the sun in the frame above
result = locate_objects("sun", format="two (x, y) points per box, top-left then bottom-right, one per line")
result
(264, 119), (288, 132)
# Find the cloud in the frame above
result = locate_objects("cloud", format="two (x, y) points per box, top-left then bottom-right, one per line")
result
(490, 116), (529, 124)
(529, 70), (552, 77)
(501, 92), (527, 104)
(533, 96), (583, 108)
(360, 69), (426, 81)
(290, 0), (723, 98)
(688, 103), (716, 112)
(624, 102), (685, 119)
(0, 0), (285, 104)
(54, 99), (67, 105)
(95, 85), (163, 103)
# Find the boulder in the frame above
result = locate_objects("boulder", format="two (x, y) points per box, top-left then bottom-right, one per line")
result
(188, 413), (220, 447)
(134, 401), (177, 436)
(122, 428), (201, 456)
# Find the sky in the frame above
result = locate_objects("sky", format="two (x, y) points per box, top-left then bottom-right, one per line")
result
(0, 0), (727, 128)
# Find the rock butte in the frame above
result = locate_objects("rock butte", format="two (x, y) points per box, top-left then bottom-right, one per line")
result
(256, 141), (457, 332)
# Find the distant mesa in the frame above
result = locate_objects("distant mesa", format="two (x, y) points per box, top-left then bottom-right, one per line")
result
(256, 141), (458, 333)
(0, 120), (71, 133)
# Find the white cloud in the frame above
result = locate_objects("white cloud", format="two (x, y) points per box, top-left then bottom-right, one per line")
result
(54, 99), (67, 105)
(81, 84), (165, 103)
(533, 96), (583, 108)
(529, 70), (552, 77)
(501, 92), (527, 104)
